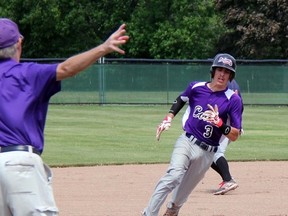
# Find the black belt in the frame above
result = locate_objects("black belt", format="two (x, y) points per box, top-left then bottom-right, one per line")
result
(185, 133), (218, 153)
(0, 145), (41, 155)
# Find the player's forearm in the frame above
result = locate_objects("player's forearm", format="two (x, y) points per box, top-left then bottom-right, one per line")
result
(56, 45), (107, 81)
(225, 127), (240, 141)
(166, 113), (175, 119)
(169, 96), (186, 116)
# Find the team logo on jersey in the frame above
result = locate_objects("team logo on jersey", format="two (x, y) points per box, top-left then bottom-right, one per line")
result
(218, 57), (233, 66)
(193, 105), (206, 120)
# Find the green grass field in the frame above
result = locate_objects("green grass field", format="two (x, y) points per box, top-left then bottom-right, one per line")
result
(43, 105), (288, 167)
(50, 91), (288, 105)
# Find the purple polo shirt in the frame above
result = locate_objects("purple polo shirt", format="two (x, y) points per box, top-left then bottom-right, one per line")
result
(0, 59), (61, 153)
(181, 81), (242, 146)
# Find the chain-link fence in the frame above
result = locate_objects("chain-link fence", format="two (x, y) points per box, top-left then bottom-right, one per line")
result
(21, 58), (288, 105)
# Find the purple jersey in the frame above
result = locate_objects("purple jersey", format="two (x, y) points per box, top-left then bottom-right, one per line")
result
(0, 59), (61, 153)
(181, 81), (242, 146)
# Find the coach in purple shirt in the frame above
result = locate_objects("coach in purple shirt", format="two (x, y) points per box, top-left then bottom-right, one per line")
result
(0, 18), (128, 216)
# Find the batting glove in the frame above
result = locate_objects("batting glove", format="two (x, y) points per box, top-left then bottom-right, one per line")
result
(156, 115), (172, 141)
(202, 104), (223, 127)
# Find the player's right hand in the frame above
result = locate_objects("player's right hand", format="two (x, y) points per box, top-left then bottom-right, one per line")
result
(156, 116), (172, 141)
(202, 104), (222, 127)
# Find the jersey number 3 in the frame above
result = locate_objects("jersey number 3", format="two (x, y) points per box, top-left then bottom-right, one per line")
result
(203, 125), (213, 138)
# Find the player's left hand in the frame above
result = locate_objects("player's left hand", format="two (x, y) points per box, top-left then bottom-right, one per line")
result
(202, 104), (223, 127)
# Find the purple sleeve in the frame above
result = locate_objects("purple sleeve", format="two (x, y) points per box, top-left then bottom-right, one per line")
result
(228, 94), (243, 129)
(180, 81), (199, 98)
(23, 62), (61, 98)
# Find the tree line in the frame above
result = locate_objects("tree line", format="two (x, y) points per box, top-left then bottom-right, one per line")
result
(1, 0), (287, 59)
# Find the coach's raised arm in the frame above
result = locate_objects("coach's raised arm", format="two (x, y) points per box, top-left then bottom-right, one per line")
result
(56, 24), (129, 80)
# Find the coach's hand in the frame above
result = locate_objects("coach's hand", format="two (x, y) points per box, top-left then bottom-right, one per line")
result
(156, 115), (172, 141)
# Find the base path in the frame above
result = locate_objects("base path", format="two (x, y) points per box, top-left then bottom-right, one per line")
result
(52, 161), (288, 216)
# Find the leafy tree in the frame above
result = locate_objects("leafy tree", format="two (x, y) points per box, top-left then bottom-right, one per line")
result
(2, 0), (287, 59)
(215, 0), (288, 59)
(126, 0), (226, 59)
(1, 0), (135, 58)
(2, 0), (223, 59)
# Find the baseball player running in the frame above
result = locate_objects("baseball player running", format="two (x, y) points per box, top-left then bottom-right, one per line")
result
(142, 53), (243, 216)
(0, 18), (128, 216)
(211, 79), (244, 195)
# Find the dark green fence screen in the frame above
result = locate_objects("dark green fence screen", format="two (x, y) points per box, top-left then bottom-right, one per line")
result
(23, 58), (288, 105)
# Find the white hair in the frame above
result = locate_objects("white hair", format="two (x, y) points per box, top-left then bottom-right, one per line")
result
(0, 43), (17, 59)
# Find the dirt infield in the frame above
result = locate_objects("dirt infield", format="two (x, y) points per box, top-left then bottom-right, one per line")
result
(52, 161), (288, 216)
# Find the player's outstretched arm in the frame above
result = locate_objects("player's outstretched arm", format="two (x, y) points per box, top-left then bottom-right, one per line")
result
(56, 24), (129, 81)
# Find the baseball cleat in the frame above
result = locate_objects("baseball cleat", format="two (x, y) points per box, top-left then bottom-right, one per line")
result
(163, 203), (180, 216)
(213, 179), (239, 195)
